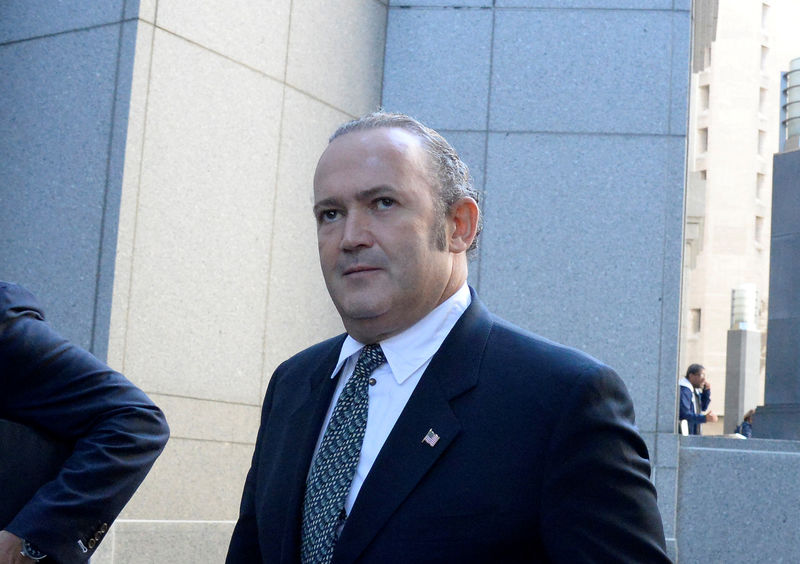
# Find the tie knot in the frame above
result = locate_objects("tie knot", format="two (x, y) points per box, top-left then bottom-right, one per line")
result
(355, 344), (386, 376)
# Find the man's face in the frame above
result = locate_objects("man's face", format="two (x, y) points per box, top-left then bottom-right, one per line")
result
(689, 369), (706, 388)
(313, 127), (455, 343)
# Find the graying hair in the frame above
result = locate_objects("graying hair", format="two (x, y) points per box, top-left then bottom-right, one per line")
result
(329, 111), (482, 254)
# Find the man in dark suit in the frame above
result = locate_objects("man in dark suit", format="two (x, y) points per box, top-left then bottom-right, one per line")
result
(227, 112), (669, 563)
(0, 282), (170, 563)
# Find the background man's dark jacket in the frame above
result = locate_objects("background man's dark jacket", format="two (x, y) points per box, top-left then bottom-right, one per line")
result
(0, 282), (169, 563)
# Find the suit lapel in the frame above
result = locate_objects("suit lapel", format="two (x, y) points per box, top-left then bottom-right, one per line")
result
(333, 291), (493, 563)
(277, 338), (345, 563)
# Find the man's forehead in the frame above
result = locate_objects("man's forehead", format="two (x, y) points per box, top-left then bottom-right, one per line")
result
(320, 127), (425, 164)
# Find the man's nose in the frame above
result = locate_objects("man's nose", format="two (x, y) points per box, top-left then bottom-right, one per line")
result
(340, 212), (373, 250)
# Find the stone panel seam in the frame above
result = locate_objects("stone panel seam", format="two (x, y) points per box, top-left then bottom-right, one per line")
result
(390, 6), (685, 13)
(681, 446), (800, 457)
(481, 130), (685, 138)
(120, 20), (158, 375)
(148, 391), (260, 407)
(261, 0), (294, 398)
(115, 519), (237, 524)
(150, 26), (285, 85)
(0, 18), (139, 48)
(147, 27), (360, 121)
(474, 4), (496, 293)
(167, 436), (256, 446)
(91, 4), (129, 356)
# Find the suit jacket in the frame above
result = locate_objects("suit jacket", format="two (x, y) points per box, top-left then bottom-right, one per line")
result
(227, 289), (669, 563)
(0, 282), (170, 564)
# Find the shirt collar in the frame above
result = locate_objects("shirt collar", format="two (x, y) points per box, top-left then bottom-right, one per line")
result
(331, 283), (472, 384)
(679, 377), (694, 390)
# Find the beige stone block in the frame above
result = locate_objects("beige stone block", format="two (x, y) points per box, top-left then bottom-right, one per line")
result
(92, 520), (235, 564)
(109, 21), (154, 375)
(286, 0), (386, 115)
(122, 30), (283, 405)
(121, 437), (252, 521)
(262, 88), (349, 391)
(138, 0), (157, 23)
(149, 393), (260, 444)
(157, 0), (291, 81)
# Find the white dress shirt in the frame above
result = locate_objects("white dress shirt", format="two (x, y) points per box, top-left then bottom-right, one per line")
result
(311, 283), (471, 515)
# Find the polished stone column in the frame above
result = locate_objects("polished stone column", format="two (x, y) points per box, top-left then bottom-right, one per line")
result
(753, 149), (800, 439)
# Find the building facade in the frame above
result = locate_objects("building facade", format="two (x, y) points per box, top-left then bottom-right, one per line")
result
(681, 0), (800, 430)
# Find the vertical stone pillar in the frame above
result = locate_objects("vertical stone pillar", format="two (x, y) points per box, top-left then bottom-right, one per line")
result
(723, 329), (761, 434)
(752, 148), (800, 439)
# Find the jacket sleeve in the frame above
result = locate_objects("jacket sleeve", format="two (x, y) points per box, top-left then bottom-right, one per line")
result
(0, 283), (170, 564)
(699, 387), (711, 412)
(679, 386), (706, 424)
(539, 365), (671, 563)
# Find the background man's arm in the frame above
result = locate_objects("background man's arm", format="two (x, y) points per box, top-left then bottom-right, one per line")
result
(0, 283), (169, 563)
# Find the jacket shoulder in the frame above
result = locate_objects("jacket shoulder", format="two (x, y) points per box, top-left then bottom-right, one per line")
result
(485, 314), (612, 379)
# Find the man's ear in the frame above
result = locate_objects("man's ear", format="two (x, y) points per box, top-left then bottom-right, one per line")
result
(447, 197), (479, 253)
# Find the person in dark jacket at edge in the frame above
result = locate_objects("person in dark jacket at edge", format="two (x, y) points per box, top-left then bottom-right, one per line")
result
(0, 281), (170, 563)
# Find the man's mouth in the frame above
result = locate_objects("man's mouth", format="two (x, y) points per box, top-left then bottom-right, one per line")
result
(343, 265), (381, 276)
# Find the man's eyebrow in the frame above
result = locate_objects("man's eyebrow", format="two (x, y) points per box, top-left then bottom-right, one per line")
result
(313, 186), (398, 213)
(355, 185), (398, 202)
(313, 197), (340, 214)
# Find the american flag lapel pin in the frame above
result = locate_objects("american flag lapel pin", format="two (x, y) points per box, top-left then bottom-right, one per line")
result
(422, 428), (440, 447)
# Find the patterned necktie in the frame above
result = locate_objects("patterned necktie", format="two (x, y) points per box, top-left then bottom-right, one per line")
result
(301, 344), (387, 564)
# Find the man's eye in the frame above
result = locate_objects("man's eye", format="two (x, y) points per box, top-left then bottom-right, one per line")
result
(320, 210), (340, 222)
(376, 198), (394, 210)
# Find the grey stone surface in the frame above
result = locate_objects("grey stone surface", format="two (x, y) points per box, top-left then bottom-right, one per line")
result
(756, 149), (800, 437)
(490, 9), (673, 134)
(496, 0), (672, 7)
(654, 465), (677, 539)
(383, 7), (492, 130)
(0, 1), (128, 43)
(762, 318), (800, 405)
(767, 234), (800, 319)
(657, 137), (686, 434)
(441, 130), (488, 291)
(770, 149), (800, 239)
(0, 23), (134, 356)
(479, 132), (675, 432)
(439, 130), (488, 197)
(391, 0), (491, 5)
(752, 402), (800, 441)
(669, 11), (690, 136)
(656, 431), (679, 468)
(678, 437), (800, 562)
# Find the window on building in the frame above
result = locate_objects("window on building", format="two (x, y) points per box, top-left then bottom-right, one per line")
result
(758, 130), (767, 155)
(700, 85), (710, 110)
(761, 45), (769, 70)
(756, 173), (765, 200)
(690, 309), (702, 334)
(698, 128), (709, 153)
(762, 3), (770, 30)
(759, 88), (768, 114)
(755, 216), (765, 246)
